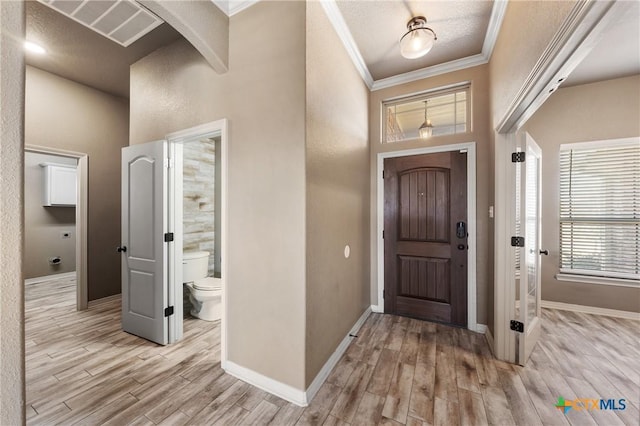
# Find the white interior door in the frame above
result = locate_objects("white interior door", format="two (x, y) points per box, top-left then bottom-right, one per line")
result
(516, 133), (544, 365)
(121, 141), (169, 345)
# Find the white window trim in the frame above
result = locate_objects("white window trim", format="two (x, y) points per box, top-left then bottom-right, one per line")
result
(556, 273), (639, 288)
(381, 83), (471, 144)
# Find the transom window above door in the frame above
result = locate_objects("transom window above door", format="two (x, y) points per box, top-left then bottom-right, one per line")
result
(382, 84), (470, 143)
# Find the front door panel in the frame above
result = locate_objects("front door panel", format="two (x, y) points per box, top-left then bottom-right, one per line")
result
(384, 152), (467, 326)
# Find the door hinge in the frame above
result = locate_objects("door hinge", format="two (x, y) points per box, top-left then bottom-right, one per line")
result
(511, 152), (526, 162)
(164, 306), (174, 317)
(164, 232), (174, 242)
(382, 230), (385, 239)
(164, 158), (174, 168)
(383, 289), (385, 299)
(511, 236), (525, 247)
(382, 170), (385, 179)
(510, 320), (524, 333)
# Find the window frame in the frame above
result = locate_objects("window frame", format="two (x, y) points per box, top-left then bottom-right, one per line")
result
(557, 137), (640, 287)
(381, 82), (471, 144)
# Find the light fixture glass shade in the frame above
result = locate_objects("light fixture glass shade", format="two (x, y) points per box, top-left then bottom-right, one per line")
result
(400, 17), (437, 59)
(419, 120), (433, 139)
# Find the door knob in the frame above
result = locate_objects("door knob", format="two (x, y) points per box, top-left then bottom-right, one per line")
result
(539, 249), (549, 256)
(117, 246), (127, 253)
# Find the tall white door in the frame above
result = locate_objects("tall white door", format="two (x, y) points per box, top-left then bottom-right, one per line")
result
(120, 141), (169, 345)
(515, 133), (545, 365)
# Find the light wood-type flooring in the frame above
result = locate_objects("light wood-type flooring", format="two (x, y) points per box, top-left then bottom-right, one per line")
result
(26, 276), (639, 425)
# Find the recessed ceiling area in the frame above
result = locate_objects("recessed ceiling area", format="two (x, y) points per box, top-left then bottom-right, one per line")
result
(26, 0), (183, 98)
(335, 0), (494, 81)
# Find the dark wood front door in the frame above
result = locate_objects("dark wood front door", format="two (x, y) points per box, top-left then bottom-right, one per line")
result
(384, 151), (467, 326)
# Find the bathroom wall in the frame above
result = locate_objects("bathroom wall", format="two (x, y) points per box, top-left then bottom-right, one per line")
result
(26, 66), (129, 300)
(24, 152), (77, 279)
(183, 138), (216, 275)
(523, 75), (640, 313)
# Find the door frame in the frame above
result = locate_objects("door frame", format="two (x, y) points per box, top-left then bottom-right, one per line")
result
(376, 142), (478, 332)
(25, 145), (89, 311)
(165, 119), (228, 359)
(491, 0), (630, 362)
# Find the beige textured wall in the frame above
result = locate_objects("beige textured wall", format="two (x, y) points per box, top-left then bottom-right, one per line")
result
(26, 66), (129, 301)
(305, 2), (370, 387)
(130, 1), (307, 389)
(523, 75), (640, 312)
(24, 152), (77, 278)
(488, 0), (577, 337)
(489, 0), (576, 127)
(0, 1), (26, 423)
(369, 65), (492, 326)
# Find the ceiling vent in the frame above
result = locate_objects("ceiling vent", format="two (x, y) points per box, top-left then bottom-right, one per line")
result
(37, 0), (164, 47)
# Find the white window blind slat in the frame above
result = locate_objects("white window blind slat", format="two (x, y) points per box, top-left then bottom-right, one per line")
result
(559, 142), (640, 283)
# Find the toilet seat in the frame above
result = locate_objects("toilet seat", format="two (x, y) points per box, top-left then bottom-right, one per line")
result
(193, 277), (222, 291)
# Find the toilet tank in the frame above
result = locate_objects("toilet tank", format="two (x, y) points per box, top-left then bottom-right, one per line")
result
(183, 251), (210, 283)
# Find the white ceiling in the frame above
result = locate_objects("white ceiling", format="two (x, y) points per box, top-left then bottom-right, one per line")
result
(335, 1), (494, 81)
(563, 0), (640, 87)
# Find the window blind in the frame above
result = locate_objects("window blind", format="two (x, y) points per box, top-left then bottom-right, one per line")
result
(559, 143), (640, 282)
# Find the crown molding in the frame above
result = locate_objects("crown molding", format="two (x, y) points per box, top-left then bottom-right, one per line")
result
(320, 0), (374, 88)
(211, 0), (260, 17)
(482, 0), (509, 60)
(371, 54), (487, 91)
(323, 0), (508, 91)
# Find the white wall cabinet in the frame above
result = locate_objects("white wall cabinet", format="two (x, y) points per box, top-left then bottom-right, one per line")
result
(41, 163), (77, 207)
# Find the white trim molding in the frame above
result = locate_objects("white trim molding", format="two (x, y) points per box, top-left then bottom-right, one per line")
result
(372, 55), (487, 91)
(24, 271), (76, 285)
(319, 0), (374, 88)
(224, 306), (372, 407)
(321, 0), (507, 91)
(556, 273), (639, 289)
(541, 300), (640, 321)
(376, 142), (478, 332)
(224, 360), (307, 407)
(211, 0), (260, 17)
(305, 307), (372, 403)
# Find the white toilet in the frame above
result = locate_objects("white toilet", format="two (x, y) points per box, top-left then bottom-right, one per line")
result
(183, 251), (222, 321)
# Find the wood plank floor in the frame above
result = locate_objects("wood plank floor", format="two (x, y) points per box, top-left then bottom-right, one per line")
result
(26, 276), (639, 425)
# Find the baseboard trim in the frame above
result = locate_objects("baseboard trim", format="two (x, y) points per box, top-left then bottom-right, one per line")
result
(87, 294), (121, 307)
(223, 306), (373, 407)
(25, 271), (76, 285)
(370, 304), (383, 313)
(474, 323), (487, 334)
(224, 360), (307, 407)
(304, 306), (372, 404)
(541, 300), (639, 320)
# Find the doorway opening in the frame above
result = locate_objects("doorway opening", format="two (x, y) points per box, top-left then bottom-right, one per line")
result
(167, 119), (228, 358)
(376, 142), (478, 331)
(24, 145), (88, 311)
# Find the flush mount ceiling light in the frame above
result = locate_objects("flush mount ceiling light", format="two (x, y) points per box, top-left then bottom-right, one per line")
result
(400, 16), (437, 59)
(419, 100), (433, 139)
(24, 41), (46, 55)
